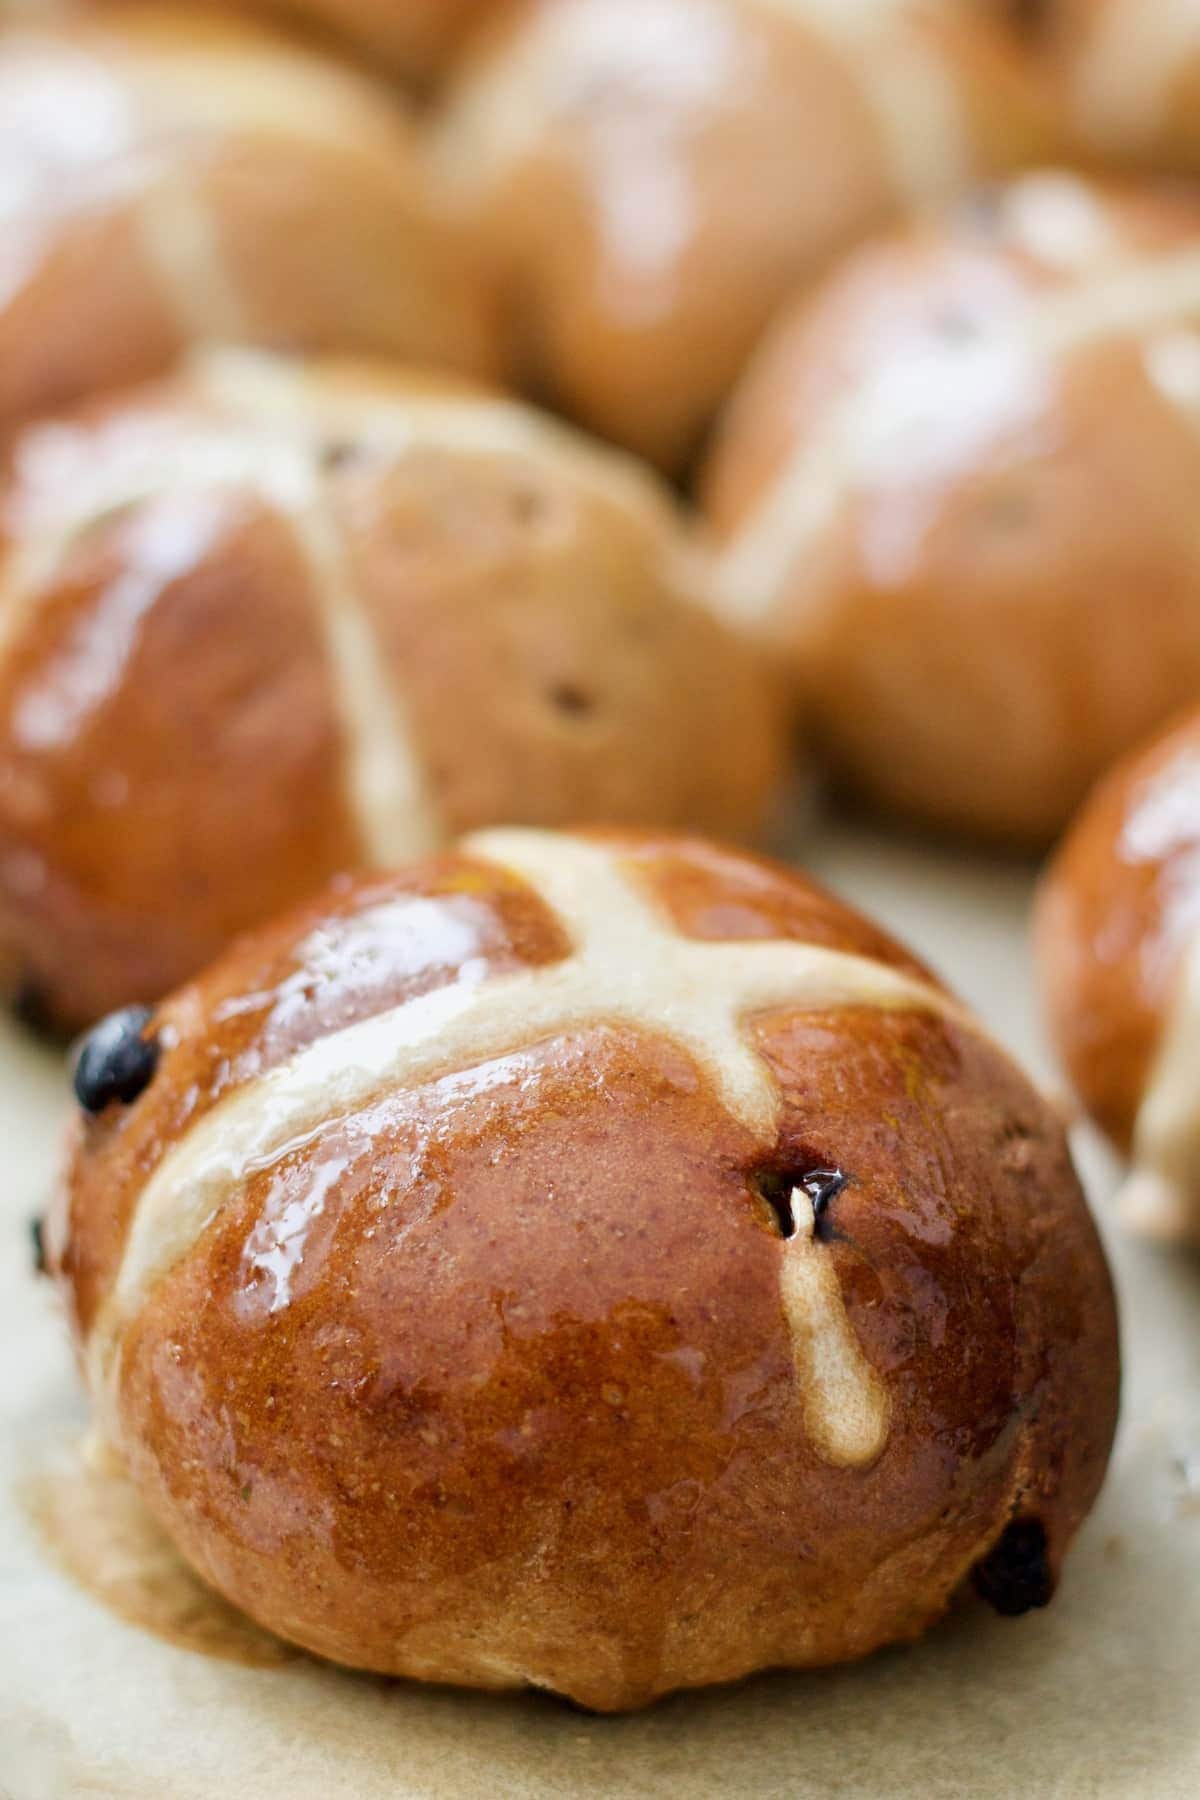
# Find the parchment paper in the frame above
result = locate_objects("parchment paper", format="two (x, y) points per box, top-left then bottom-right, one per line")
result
(3, 818), (1198, 1799)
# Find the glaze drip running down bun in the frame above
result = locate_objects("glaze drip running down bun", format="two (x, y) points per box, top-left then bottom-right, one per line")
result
(1038, 705), (1200, 1246)
(48, 828), (1119, 1711)
(0, 4), (499, 428)
(704, 170), (1200, 845)
(430, 0), (1056, 471)
(0, 353), (783, 1034)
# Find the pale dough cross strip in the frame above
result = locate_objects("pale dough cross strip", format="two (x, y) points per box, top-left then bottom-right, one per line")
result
(0, 357), (454, 864)
(92, 829), (970, 1469)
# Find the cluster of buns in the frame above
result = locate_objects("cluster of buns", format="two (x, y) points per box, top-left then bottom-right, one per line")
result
(8, 0), (1170, 1715)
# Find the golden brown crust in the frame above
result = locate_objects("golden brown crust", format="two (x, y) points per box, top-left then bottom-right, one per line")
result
(431, 0), (1058, 471)
(50, 830), (1119, 1710)
(0, 488), (362, 1034)
(0, 6), (500, 428)
(0, 361), (784, 1033)
(703, 174), (1200, 845)
(1036, 705), (1200, 1151)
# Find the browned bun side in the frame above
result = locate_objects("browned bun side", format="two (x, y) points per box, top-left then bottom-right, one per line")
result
(703, 172), (1200, 845)
(430, 0), (1059, 473)
(0, 359), (785, 1034)
(0, 5), (500, 430)
(1036, 705), (1200, 1153)
(49, 829), (1119, 1710)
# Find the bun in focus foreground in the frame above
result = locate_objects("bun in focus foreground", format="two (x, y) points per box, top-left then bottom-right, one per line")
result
(48, 827), (1119, 1710)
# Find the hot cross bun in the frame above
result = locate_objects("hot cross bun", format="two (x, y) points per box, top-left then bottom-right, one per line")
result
(1038, 705), (1200, 1246)
(0, 353), (783, 1035)
(703, 170), (1200, 845)
(0, 4), (498, 430)
(429, 0), (1056, 472)
(1038, 0), (1200, 172)
(46, 827), (1119, 1711)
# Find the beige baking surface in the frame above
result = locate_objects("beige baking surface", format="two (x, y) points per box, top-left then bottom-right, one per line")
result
(3, 817), (1199, 1800)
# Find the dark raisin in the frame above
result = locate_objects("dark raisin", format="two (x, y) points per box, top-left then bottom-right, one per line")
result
(29, 1214), (46, 1277)
(973, 1517), (1055, 1617)
(754, 1166), (848, 1239)
(73, 1006), (160, 1113)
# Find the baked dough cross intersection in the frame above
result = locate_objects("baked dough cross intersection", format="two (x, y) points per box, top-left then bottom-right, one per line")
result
(95, 830), (969, 1470)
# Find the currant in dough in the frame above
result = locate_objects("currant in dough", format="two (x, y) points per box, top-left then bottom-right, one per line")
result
(704, 170), (1200, 844)
(0, 3), (499, 430)
(1038, 704), (1200, 1246)
(47, 827), (1119, 1711)
(429, 0), (1056, 472)
(0, 351), (784, 1034)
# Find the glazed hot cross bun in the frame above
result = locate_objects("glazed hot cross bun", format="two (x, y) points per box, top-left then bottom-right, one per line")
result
(704, 170), (1200, 845)
(0, 4), (498, 430)
(47, 827), (1119, 1712)
(1037, 0), (1200, 173)
(430, 0), (1057, 472)
(0, 352), (783, 1035)
(1038, 706), (1200, 1246)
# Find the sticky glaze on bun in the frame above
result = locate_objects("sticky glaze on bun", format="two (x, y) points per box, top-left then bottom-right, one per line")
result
(48, 827), (1119, 1710)
(1038, 705), (1200, 1244)
(0, 352), (784, 1034)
